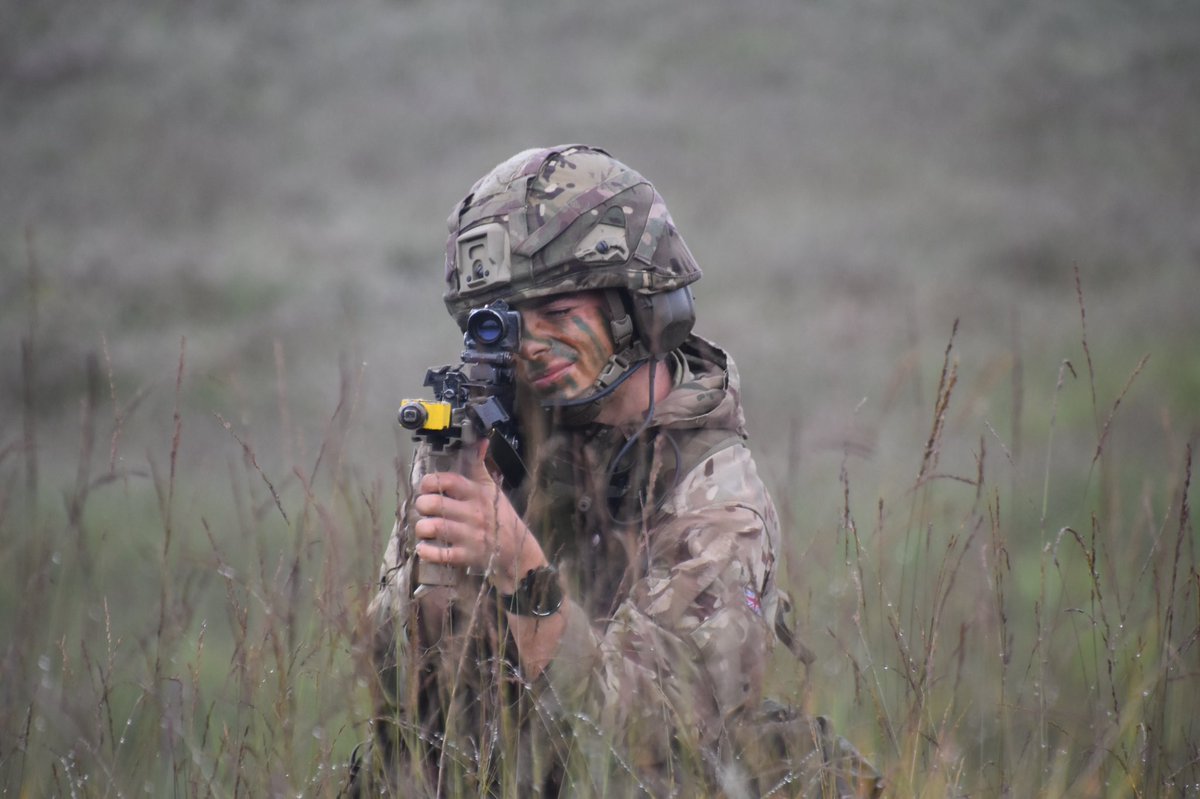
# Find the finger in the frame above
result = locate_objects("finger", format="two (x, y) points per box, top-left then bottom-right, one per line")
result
(414, 515), (485, 549)
(413, 516), (444, 541)
(418, 471), (477, 500)
(413, 492), (448, 518)
(414, 494), (485, 531)
(415, 540), (461, 565)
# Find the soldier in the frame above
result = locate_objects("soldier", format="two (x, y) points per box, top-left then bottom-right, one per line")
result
(348, 145), (880, 797)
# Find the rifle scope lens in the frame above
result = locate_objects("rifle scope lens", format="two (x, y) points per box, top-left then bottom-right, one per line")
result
(468, 310), (505, 345)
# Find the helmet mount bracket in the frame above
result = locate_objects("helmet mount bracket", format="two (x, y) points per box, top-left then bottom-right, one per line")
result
(456, 223), (512, 293)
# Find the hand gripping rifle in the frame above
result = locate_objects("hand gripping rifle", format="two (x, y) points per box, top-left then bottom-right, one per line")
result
(396, 301), (526, 592)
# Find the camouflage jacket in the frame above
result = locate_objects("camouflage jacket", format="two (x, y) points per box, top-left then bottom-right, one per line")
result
(354, 336), (784, 796)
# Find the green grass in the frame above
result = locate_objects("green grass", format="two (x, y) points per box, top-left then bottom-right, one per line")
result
(791, 308), (1198, 797)
(4, 0), (1198, 792)
(0, 351), (385, 795)
(2, 279), (1197, 797)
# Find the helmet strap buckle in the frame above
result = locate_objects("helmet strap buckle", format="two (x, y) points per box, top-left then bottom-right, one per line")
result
(604, 289), (634, 352)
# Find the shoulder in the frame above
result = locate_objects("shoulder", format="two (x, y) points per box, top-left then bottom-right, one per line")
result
(666, 439), (773, 520)
(648, 439), (780, 599)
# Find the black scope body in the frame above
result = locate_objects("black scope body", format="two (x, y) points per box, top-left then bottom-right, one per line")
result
(465, 303), (521, 353)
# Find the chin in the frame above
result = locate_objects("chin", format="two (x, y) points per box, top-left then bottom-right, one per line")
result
(540, 389), (579, 404)
(537, 382), (590, 404)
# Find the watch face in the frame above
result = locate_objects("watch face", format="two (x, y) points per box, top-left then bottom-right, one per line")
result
(507, 565), (563, 617)
(527, 566), (563, 616)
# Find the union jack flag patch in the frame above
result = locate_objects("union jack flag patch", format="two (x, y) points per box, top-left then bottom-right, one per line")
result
(744, 586), (762, 616)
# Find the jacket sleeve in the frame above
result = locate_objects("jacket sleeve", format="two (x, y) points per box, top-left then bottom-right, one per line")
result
(538, 442), (781, 764)
(363, 449), (431, 713)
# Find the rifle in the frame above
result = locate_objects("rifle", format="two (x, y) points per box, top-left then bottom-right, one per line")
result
(396, 301), (525, 592)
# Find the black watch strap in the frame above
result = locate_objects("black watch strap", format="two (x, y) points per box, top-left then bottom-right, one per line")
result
(499, 565), (564, 617)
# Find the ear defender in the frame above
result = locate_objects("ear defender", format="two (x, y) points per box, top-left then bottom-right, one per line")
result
(629, 286), (695, 356)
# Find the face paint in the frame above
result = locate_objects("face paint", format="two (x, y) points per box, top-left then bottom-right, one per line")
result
(515, 292), (615, 402)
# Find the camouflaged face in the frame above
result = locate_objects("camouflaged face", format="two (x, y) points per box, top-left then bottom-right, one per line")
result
(443, 145), (702, 326)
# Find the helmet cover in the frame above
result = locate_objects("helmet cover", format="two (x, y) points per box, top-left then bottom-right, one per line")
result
(443, 145), (701, 327)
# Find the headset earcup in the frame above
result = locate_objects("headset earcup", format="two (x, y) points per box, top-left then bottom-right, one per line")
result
(631, 287), (695, 356)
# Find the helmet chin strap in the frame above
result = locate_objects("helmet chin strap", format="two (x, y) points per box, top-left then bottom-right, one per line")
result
(540, 289), (646, 426)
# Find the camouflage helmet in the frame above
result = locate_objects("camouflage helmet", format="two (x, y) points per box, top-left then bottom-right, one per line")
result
(443, 145), (701, 347)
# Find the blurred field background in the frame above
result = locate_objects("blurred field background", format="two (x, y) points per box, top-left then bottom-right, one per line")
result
(2, 0), (1198, 795)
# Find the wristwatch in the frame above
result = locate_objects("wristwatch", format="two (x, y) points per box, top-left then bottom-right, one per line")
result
(499, 565), (564, 617)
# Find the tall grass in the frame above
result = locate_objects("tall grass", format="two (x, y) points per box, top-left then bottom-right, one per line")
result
(797, 274), (1198, 797)
(1, 272), (1196, 796)
(1, 300), (387, 794)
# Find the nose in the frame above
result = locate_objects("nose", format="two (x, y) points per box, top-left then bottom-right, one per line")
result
(519, 336), (548, 362)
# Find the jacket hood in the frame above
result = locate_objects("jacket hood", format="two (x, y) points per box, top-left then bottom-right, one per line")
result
(649, 335), (747, 437)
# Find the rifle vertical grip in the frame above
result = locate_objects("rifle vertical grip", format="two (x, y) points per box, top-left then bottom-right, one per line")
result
(415, 560), (460, 588)
(414, 446), (472, 590)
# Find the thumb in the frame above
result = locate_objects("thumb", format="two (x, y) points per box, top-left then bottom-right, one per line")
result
(465, 438), (492, 482)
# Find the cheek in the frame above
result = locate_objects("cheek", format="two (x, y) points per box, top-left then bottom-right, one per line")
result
(541, 338), (583, 363)
(570, 316), (613, 366)
(519, 330), (577, 363)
